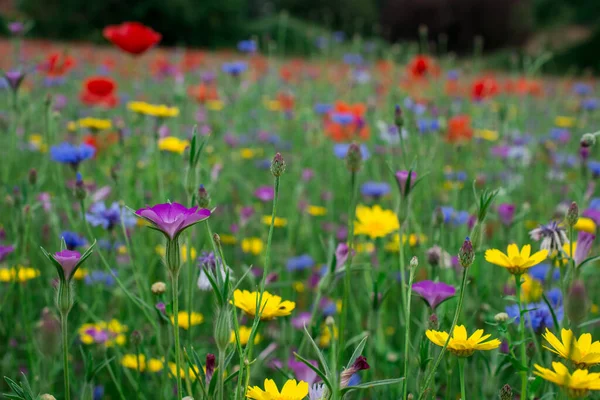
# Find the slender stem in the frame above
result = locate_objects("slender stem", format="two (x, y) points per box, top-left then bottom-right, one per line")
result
(61, 314), (71, 400)
(171, 271), (183, 400)
(459, 358), (466, 400)
(418, 267), (469, 400)
(402, 266), (415, 399)
(259, 176), (280, 292)
(218, 348), (226, 400)
(136, 344), (142, 398)
(515, 274), (528, 398)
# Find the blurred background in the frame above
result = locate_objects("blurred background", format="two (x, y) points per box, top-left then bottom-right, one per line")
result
(1, 0), (600, 72)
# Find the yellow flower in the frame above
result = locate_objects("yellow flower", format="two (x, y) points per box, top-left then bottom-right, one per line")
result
(242, 237), (264, 255)
(78, 117), (112, 131)
(520, 273), (543, 302)
(158, 137), (190, 154)
(318, 323), (338, 347)
(78, 319), (128, 347)
(555, 116), (576, 128)
(261, 215), (287, 227)
(121, 354), (164, 372)
(170, 311), (204, 330)
(155, 244), (197, 262)
(474, 129), (499, 141)
(263, 98), (281, 111)
(443, 180), (464, 190)
(593, 304), (600, 314)
(246, 379), (309, 400)
(484, 244), (548, 275)
(384, 233), (427, 252)
(240, 148), (261, 159)
(0, 266), (41, 283)
(231, 326), (261, 346)
(307, 205), (327, 216)
(168, 362), (200, 380)
(206, 100), (224, 111)
(72, 268), (88, 280)
(28, 134), (48, 153)
(542, 328), (600, 369)
(574, 217), (597, 234)
(220, 234), (238, 245)
(292, 281), (305, 293)
(67, 121), (78, 131)
(232, 290), (295, 320)
(354, 205), (399, 239)
(355, 242), (375, 254)
(426, 325), (501, 357)
(534, 362), (600, 397)
(128, 101), (179, 118)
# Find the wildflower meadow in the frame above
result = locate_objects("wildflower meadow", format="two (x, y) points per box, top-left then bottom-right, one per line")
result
(3, 20), (600, 400)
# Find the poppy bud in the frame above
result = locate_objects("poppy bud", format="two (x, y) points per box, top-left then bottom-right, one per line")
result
(213, 233), (221, 247)
(345, 143), (362, 173)
(130, 330), (143, 347)
(499, 384), (512, 400)
(270, 152), (286, 177)
(566, 279), (588, 325)
(458, 237), (474, 268)
(28, 168), (37, 185)
(581, 133), (596, 148)
(566, 202), (579, 228)
(197, 184), (210, 208)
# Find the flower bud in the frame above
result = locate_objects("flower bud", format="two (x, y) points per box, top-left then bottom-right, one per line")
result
(325, 316), (335, 326)
(205, 353), (216, 386)
(75, 172), (86, 201)
(28, 168), (37, 185)
(197, 184), (210, 208)
(494, 312), (509, 323)
(426, 246), (441, 266)
(345, 143), (362, 173)
(499, 384), (512, 400)
(270, 152), (286, 177)
(410, 256), (419, 269)
(581, 133), (596, 148)
(151, 281), (167, 295)
(214, 308), (231, 352)
(40, 395), (57, 400)
(130, 330), (143, 347)
(458, 237), (474, 268)
(566, 202), (579, 228)
(335, 243), (350, 271)
(566, 279), (588, 325)
(213, 233), (221, 247)
(394, 105), (404, 129)
(340, 356), (370, 387)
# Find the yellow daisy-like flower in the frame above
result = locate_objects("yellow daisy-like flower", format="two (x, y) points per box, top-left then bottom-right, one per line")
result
(318, 323), (339, 348)
(520, 273), (543, 302)
(246, 379), (309, 400)
(158, 137), (190, 154)
(384, 233), (427, 252)
(155, 244), (197, 263)
(555, 116), (576, 128)
(542, 328), (600, 369)
(426, 325), (501, 357)
(263, 98), (281, 111)
(0, 266), (41, 283)
(170, 311), (204, 330)
(77, 117), (112, 131)
(232, 290), (295, 320)
(121, 354), (164, 372)
(231, 326), (261, 345)
(355, 242), (375, 254)
(67, 121), (78, 131)
(307, 205), (327, 216)
(241, 237), (264, 255)
(484, 244), (548, 275)
(240, 148), (264, 159)
(474, 129), (499, 141)
(354, 205), (400, 239)
(261, 215), (288, 227)
(292, 281), (305, 293)
(573, 217), (597, 234)
(128, 101), (179, 118)
(220, 234), (238, 245)
(72, 268), (88, 280)
(534, 362), (600, 398)
(168, 362), (200, 380)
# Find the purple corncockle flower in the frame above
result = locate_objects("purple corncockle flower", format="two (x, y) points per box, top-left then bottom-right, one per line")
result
(136, 202), (211, 240)
(254, 186), (274, 202)
(4, 70), (25, 92)
(335, 243), (351, 270)
(288, 358), (318, 384)
(395, 170), (416, 197)
(54, 250), (81, 276)
(575, 231), (595, 266)
(0, 245), (15, 262)
(497, 203), (515, 226)
(411, 280), (456, 310)
(291, 312), (312, 329)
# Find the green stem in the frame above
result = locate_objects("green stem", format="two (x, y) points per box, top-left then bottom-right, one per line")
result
(418, 267), (469, 400)
(403, 266), (416, 399)
(459, 358), (466, 400)
(136, 344), (142, 398)
(171, 271), (183, 400)
(218, 348), (226, 400)
(61, 314), (71, 400)
(515, 274), (528, 398)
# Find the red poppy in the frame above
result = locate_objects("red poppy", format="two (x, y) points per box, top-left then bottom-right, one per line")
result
(446, 115), (473, 143)
(324, 101), (370, 142)
(83, 132), (119, 153)
(39, 53), (76, 77)
(103, 22), (161, 56)
(472, 77), (499, 101)
(188, 83), (219, 104)
(81, 77), (118, 108)
(277, 92), (295, 112)
(407, 55), (439, 79)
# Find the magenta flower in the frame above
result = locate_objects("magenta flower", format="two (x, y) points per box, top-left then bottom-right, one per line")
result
(135, 202), (211, 240)
(288, 358), (318, 384)
(395, 170), (417, 197)
(575, 231), (595, 266)
(41, 241), (95, 282)
(411, 280), (456, 310)
(0, 245), (15, 262)
(54, 250), (81, 276)
(254, 186), (274, 202)
(497, 203), (515, 226)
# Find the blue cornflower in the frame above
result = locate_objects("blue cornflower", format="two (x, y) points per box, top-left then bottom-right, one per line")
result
(198, 251), (217, 269)
(588, 161), (600, 177)
(360, 181), (390, 197)
(590, 198), (600, 209)
(582, 98), (599, 111)
(439, 207), (469, 225)
(314, 103), (332, 114)
(413, 103), (427, 115)
(286, 254), (314, 272)
(573, 82), (592, 96)
(528, 264), (560, 283)
(332, 31), (345, 43)
(505, 301), (563, 333)
(86, 202), (136, 230)
(50, 142), (95, 168)
(85, 270), (116, 286)
(221, 61), (248, 76)
(237, 39), (257, 53)
(60, 231), (87, 250)
(93, 385), (104, 400)
(342, 53), (363, 66)
(333, 143), (370, 160)
(331, 112), (354, 125)
(255, 159), (272, 169)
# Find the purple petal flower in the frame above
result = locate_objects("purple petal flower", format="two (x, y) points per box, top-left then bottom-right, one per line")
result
(575, 231), (595, 266)
(335, 243), (351, 271)
(54, 250), (82, 277)
(411, 280), (456, 310)
(291, 312), (312, 330)
(0, 245), (15, 262)
(497, 203), (515, 226)
(288, 358), (318, 384)
(136, 202), (211, 239)
(254, 186), (275, 202)
(4, 70), (25, 92)
(395, 170), (416, 197)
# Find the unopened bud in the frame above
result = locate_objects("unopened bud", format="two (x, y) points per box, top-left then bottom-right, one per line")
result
(410, 256), (418, 269)
(75, 172), (86, 201)
(151, 281), (166, 295)
(325, 316), (335, 326)
(198, 184), (211, 208)
(213, 233), (221, 247)
(494, 312), (509, 323)
(205, 353), (216, 386)
(581, 133), (596, 148)
(28, 168), (37, 185)
(270, 152), (286, 177)
(458, 237), (474, 268)
(407, 395), (414, 400)
(566, 279), (588, 325)
(566, 202), (579, 228)
(40, 395), (57, 400)
(340, 356), (370, 387)
(426, 246), (441, 266)
(499, 384), (512, 400)
(394, 105), (404, 129)
(214, 307), (231, 352)
(345, 143), (362, 173)
(130, 330), (143, 346)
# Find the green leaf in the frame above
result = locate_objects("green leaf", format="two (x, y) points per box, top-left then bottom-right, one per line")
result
(578, 255), (600, 269)
(346, 335), (369, 369)
(293, 352), (332, 392)
(90, 357), (115, 379)
(39, 246), (66, 283)
(541, 293), (560, 330)
(340, 378), (405, 394)
(302, 325), (332, 379)
(223, 370), (240, 385)
(189, 133), (197, 167)
(502, 354), (527, 372)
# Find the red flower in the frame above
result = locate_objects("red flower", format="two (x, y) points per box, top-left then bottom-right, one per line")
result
(446, 115), (473, 143)
(472, 77), (499, 101)
(324, 101), (370, 142)
(407, 55), (439, 79)
(40, 53), (76, 77)
(103, 22), (161, 56)
(81, 77), (118, 108)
